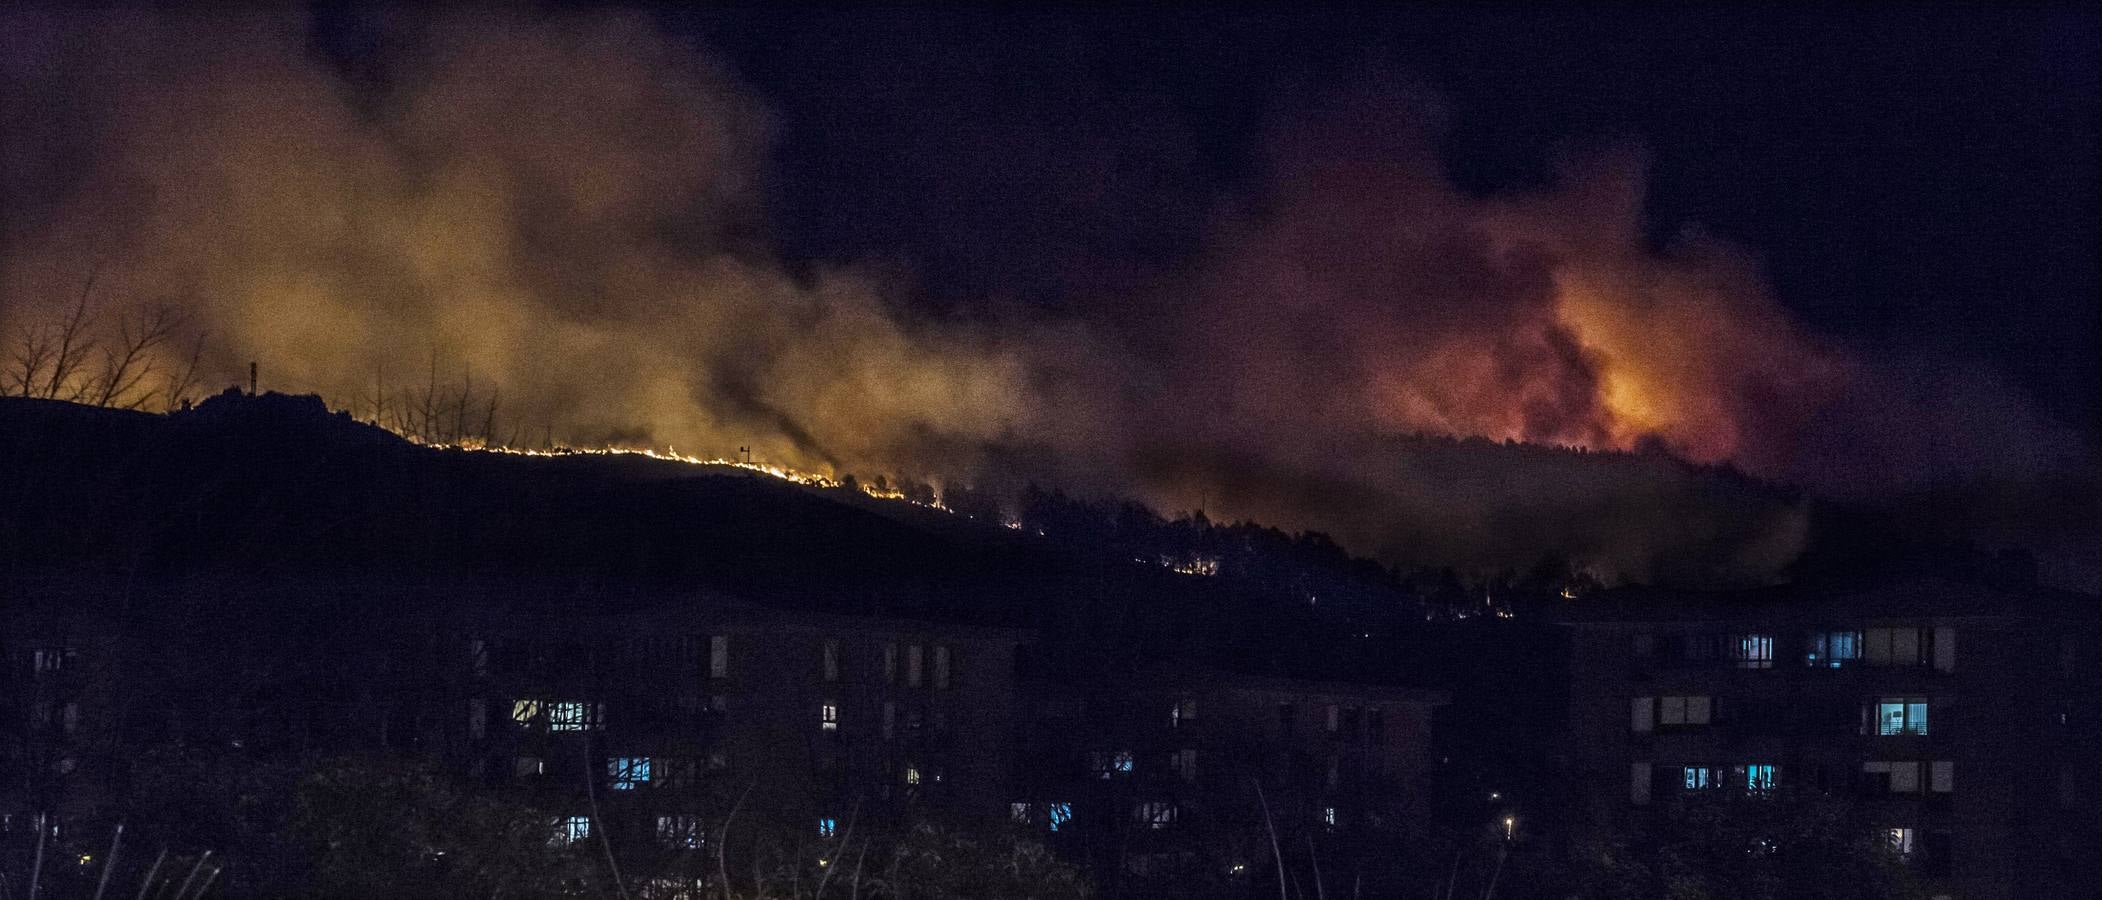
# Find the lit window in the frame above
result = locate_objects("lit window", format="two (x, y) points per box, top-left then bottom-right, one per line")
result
(1322, 806), (1337, 827)
(552, 816), (591, 846)
(657, 815), (703, 849)
(823, 638), (841, 683)
(709, 636), (729, 679)
(32, 648), (73, 674)
(818, 818), (838, 839)
(1682, 766), (1718, 790)
(512, 699), (543, 724)
(608, 757), (651, 790)
(1114, 750), (1134, 773)
(1742, 764), (1776, 792)
(1048, 802), (1073, 832)
(1875, 699), (1929, 736)
(1134, 801), (1177, 829)
(1806, 631), (1861, 668)
(1886, 827), (1915, 856)
(821, 702), (839, 732)
(1731, 634), (1775, 670)
(905, 766), (922, 785)
(548, 702), (602, 732)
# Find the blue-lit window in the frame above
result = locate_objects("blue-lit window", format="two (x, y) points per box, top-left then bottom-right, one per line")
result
(552, 815), (591, 846)
(1806, 631), (1862, 668)
(1095, 750), (1134, 776)
(1048, 802), (1073, 832)
(1731, 634), (1775, 670)
(1876, 699), (1929, 736)
(608, 756), (651, 790)
(1742, 764), (1777, 791)
(549, 701), (602, 731)
(818, 818), (838, 839)
(1682, 766), (1718, 790)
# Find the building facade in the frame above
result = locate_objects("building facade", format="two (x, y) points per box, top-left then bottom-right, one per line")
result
(1016, 665), (1447, 897)
(1562, 576), (2102, 900)
(3, 574), (1451, 898)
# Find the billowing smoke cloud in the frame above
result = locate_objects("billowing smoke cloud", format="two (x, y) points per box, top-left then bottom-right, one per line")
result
(3, 9), (2085, 585)
(1, 9), (1047, 480)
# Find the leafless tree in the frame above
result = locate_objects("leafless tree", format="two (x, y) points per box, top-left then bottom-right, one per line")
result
(90, 306), (185, 409)
(160, 333), (208, 412)
(41, 282), (100, 402)
(6, 279), (99, 400)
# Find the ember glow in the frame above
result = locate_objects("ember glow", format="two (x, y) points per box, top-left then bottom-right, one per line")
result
(2, 8), (2087, 583)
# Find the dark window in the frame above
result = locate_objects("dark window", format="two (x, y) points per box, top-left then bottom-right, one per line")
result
(1278, 703), (1296, 738)
(1805, 630), (1862, 668)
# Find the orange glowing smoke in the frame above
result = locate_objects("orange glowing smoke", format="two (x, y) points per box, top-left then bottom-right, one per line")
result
(4, 10), (2078, 584)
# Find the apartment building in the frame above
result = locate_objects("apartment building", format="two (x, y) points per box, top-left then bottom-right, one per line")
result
(0, 576), (1026, 885)
(1016, 665), (1447, 897)
(2, 571), (1463, 898)
(465, 602), (1026, 857)
(1561, 575), (2102, 900)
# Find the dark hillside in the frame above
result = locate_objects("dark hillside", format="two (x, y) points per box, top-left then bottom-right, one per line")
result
(1, 392), (1454, 681)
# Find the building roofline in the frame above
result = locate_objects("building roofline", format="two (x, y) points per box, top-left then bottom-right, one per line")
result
(1550, 573), (2101, 626)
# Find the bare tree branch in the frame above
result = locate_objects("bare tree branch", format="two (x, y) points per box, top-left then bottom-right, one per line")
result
(161, 332), (208, 412)
(93, 306), (183, 409)
(43, 279), (100, 401)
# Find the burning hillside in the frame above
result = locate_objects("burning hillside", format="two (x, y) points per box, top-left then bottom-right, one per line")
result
(3, 8), (2088, 585)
